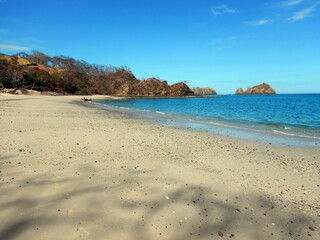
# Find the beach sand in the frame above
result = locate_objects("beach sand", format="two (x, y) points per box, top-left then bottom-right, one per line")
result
(0, 94), (319, 240)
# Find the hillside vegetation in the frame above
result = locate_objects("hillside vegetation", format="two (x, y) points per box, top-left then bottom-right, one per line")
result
(0, 51), (193, 96)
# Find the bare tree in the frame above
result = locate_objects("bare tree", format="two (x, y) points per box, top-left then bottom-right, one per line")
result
(14, 52), (30, 59)
(29, 51), (51, 65)
(0, 58), (25, 89)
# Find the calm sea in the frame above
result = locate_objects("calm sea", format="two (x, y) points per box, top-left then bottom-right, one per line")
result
(94, 94), (320, 147)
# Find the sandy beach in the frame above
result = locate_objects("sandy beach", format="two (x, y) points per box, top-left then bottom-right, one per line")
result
(0, 93), (319, 240)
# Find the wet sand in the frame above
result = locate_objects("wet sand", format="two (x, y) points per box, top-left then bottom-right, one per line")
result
(0, 94), (319, 239)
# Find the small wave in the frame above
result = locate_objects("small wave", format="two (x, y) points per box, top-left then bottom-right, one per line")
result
(156, 111), (166, 115)
(272, 130), (320, 140)
(284, 127), (292, 130)
(192, 119), (268, 134)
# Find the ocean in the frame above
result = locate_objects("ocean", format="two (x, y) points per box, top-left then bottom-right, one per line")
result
(94, 94), (320, 147)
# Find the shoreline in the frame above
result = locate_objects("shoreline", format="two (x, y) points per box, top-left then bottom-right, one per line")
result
(92, 98), (320, 148)
(0, 94), (319, 239)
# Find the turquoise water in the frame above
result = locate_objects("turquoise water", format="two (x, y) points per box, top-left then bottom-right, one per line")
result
(95, 94), (320, 147)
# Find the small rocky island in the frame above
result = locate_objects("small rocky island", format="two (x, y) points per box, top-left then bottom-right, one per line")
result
(191, 87), (217, 95)
(235, 83), (276, 95)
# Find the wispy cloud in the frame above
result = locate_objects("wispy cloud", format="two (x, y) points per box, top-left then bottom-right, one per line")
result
(0, 40), (16, 44)
(211, 5), (240, 16)
(0, 44), (31, 51)
(212, 36), (239, 50)
(281, 0), (307, 7)
(288, 2), (320, 20)
(246, 19), (271, 26)
(0, 29), (8, 34)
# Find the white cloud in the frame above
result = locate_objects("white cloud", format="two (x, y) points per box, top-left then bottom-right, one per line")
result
(288, 2), (320, 20)
(211, 5), (239, 16)
(281, 0), (306, 7)
(0, 44), (31, 51)
(246, 19), (271, 26)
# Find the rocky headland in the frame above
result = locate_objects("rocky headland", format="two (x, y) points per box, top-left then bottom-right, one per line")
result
(0, 53), (193, 97)
(92, 71), (194, 96)
(235, 83), (276, 95)
(191, 87), (217, 95)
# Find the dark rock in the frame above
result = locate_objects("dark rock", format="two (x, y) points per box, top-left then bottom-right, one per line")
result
(218, 231), (224, 237)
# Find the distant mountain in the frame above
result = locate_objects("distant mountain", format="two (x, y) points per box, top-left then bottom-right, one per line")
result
(235, 83), (276, 95)
(0, 52), (194, 96)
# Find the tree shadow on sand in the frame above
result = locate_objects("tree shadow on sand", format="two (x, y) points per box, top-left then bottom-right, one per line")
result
(0, 162), (319, 240)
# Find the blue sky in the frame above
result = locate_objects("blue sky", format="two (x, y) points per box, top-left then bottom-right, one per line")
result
(0, 0), (319, 94)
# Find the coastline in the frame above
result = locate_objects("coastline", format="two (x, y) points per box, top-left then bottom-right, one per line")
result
(94, 95), (320, 147)
(0, 94), (319, 239)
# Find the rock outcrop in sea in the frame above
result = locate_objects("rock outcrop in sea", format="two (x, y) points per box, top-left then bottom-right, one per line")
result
(235, 83), (276, 95)
(191, 87), (217, 95)
(235, 88), (245, 95)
